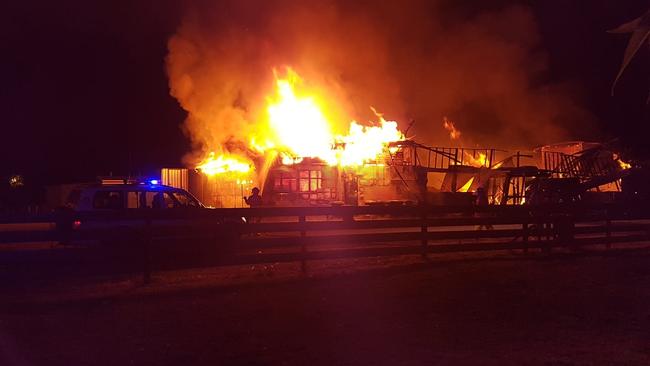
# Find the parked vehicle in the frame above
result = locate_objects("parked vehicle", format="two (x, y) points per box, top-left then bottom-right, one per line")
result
(57, 182), (235, 250)
(67, 182), (203, 212)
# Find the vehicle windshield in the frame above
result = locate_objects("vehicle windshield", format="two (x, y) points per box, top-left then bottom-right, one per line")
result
(170, 191), (200, 208)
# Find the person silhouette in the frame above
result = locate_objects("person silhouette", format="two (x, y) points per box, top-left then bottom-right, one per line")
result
(152, 192), (165, 209)
(244, 187), (263, 228)
(244, 187), (262, 208)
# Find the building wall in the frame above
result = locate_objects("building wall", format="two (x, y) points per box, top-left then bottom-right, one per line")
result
(264, 160), (339, 206)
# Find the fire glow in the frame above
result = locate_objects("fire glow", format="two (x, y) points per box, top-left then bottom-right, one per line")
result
(464, 152), (490, 168)
(617, 159), (632, 170)
(198, 68), (405, 175)
(197, 152), (251, 176)
(443, 117), (461, 140)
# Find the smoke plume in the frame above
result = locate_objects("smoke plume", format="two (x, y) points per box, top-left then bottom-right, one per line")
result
(166, 0), (595, 165)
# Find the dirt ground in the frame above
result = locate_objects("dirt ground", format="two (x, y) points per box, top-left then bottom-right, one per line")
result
(1, 249), (649, 366)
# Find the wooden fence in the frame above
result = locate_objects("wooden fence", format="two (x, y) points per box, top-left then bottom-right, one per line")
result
(1, 203), (650, 281)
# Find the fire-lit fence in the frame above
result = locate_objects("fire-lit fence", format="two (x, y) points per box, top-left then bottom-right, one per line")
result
(1, 204), (650, 280)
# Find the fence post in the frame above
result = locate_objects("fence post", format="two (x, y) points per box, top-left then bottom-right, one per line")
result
(522, 221), (529, 254)
(605, 210), (612, 249)
(421, 208), (428, 260)
(569, 214), (576, 249)
(143, 217), (152, 284)
(543, 221), (551, 254)
(299, 215), (307, 274)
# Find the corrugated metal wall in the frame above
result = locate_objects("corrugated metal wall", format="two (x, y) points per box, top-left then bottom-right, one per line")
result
(161, 168), (188, 190)
(161, 168), (252, 208)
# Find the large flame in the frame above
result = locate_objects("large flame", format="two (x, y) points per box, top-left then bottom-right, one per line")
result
(339, 115), (403, 166)
(265, 69), (339, 164)
(200, 68), (405, 174)
(261, 68), (405, 166)
(197, 152), (252, 176)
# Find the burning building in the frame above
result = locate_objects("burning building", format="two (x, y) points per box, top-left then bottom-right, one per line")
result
(163, 137), (633, 208)
(159, 66), (631, 208)
(162, 68), (412, 207)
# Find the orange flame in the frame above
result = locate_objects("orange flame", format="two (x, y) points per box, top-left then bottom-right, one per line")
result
(613, 153), (632, 170)
(457, 177), (474, 192)
(197, 152), (252, 176)
(443, 116), (461, 140)
(339, 114), (404, 166)
(196, 68), (405, 174)
(239, 68), (404, 169)
(617, 159), (631, 170)
(464, 152), (490, 168)
(264, 69), (338, 164)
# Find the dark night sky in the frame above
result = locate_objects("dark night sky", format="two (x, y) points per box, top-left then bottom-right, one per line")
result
(1, 0), (648, 185)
